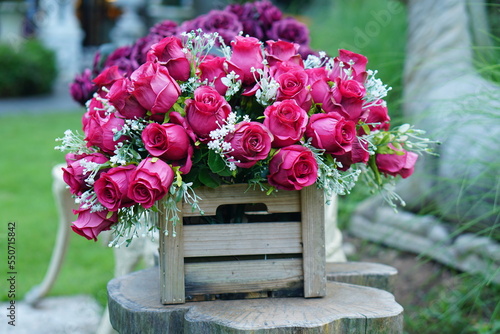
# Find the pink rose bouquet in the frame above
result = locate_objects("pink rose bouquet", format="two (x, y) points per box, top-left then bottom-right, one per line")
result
(57, 2), (434, 245)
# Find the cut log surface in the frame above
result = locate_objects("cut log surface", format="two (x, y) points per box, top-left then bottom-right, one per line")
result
(326, 262), (398, 294)
(108, 265), (403, 334)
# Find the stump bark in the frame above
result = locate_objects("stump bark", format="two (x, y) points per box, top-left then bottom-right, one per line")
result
(108, 263), (403, 333)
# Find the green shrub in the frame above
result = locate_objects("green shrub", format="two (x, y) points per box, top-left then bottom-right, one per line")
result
(0, 39), (58, 97)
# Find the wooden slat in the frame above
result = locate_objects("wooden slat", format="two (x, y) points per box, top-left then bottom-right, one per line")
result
(182, 184), (301, 216)
(158, 201), (185, 304)
(183, 222), (302, 257)
(185, 258), (304, 295)
(300, 186), (326, 298)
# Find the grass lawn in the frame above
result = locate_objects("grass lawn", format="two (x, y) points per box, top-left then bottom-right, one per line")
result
(0, 111), (114, 305)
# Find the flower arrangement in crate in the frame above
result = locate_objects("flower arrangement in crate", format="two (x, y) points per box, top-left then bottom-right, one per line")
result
(58, 1), (433, 246)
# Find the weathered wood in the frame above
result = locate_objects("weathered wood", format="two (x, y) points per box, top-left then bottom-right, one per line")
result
(301, 185), (326, 298)
(158, 184), (326, 304)
(158, 200), (185, 304)
(326, 262), (398, 294)
(108, 266), (404, 334)
(183, 222), (302, 257)
(185, 258), (303, 296)
(182, 183), (301, 216)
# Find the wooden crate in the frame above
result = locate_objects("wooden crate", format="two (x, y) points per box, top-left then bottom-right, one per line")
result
(157, 184), (326, 304)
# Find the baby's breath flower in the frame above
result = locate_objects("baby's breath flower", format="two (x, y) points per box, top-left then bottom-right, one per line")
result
(207, 112), (245, 170)
(221, 71), (242, 99)
(54, 129), (91, 154)
(254, 69), (279, 106)
(304, 51), (329, 69)
(364, 69), (392, 103)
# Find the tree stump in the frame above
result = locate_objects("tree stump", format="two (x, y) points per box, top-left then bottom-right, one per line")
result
(326, 262), (398, 294)
(108, 263), (403, 333)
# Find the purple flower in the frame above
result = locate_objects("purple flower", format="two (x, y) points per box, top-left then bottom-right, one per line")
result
(104, 46), (139, 77)
(130, 35), (162, 65)
(268, 17), (310, 46)
(149, 20), (178, 38)
(198, 10), (243, 44)
(69, 69), (97, 106)
(254, 0), (283, 30)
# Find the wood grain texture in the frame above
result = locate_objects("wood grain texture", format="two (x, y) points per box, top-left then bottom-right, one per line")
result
(108, 266), (404, 334)
(326, 262), (398, 294)
(185, 258), (303, 296)
(300, 185), (326, 298)
(183, 222), (302, 257)
(182, 184), (301, 216)
(158, 200), (185, 304)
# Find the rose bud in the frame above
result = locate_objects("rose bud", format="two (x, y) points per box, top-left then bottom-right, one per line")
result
(130, 61), (181, 116)
(376, 144), (419, 179)
(147, 36), (191, 82)
(71, 207), (118, 241)
(227, 36), (264, 87)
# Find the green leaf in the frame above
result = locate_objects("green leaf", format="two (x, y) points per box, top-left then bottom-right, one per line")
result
(198, 168), (221, 188)
(208, 150), (227, 174)
(361, 124), (371, 135)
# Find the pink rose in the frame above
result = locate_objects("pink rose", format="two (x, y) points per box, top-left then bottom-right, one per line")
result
(141, 122), (193, 173)
(82, 100), (127, 154)
(71, 208), (117, 241)
(130, 61), (181, 116)
(198, 56), (228, 95)
(310, 78), (341, 108)
(268, 145), (318, 191)
(337, 78), (366, 100)
(227, 36), (264, 86)
(263, 100), (308, 147)
(128, 158), (174, 209)
(147, 36), (191, 81)
(265, 40), (303, 68)
(335, 49), (367, 82)
(305, 113), (356, 155)
(94, 165), (136, 211)
(332, 137), (370, 171)
(274, 67), (312, 111)
(224, 122), (273, 168)
(107, 78), (148, 119)
(376, 145), (418, 179)
(359, 100), (391, 134)
(93, 65), (122, 90)
(62, 152), (109, 195)
(185, 86), (231, 140)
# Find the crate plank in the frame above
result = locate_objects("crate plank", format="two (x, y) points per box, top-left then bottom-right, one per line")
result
(185, 258), (303, 295)
(182, 184), (301, 216)
(301, 186), (326, 298)
(158, 200), (185, 304)
(183, 222), (302, 257)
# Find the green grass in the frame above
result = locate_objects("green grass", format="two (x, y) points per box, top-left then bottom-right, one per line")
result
(0, 111), (114, 305)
